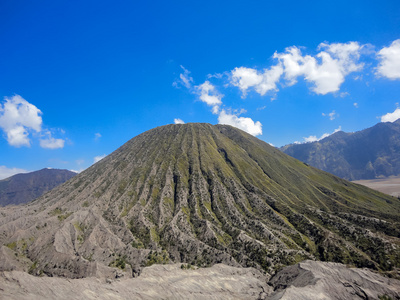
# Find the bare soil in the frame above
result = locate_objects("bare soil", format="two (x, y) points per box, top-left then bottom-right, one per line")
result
(353, 176), (400, 197)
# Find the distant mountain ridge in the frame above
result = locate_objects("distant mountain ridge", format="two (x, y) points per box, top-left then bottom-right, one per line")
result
(0, 168), (77, 206)
(281, 119), (400, 180)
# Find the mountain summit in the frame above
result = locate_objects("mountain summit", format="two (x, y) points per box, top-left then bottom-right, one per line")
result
(1, 123), (399, 279)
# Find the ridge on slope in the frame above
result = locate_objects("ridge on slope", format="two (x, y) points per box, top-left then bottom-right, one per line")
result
(0, 123), (399, 279)
(281, 119), (400, 180)
(0, 168), (77, 206)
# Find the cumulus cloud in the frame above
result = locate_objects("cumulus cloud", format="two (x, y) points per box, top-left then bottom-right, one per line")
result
(380, 107), (400, 122)
(0, 165), (29, 180)
(231, 65), (283, 97)
(303, 126), (342, 143)
(376, 39), (400, 79)
(354, 102), (359, 108)
(39, 131), (65, 149)
(218, 109), (262, 136)
(40, 137), (65, 149)
(94, 154), (107, 163)
(0, 95), (65, 148)
(322, 110), (337, 120)
(196, 81), (223, 108)
(228, 42), (363, 97)
(274, 42), (363, 94)
(174, 118), (185, 124)
(0, 95), (42, 147)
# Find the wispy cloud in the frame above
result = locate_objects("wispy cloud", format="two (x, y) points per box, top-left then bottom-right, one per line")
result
(322, 110), (337, 120)
(94, 133), (102, 140)
(173, 65), (194, 89)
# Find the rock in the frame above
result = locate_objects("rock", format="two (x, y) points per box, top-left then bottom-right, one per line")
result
(269, 260), (400, 300)
(1, 261), (399, 299)
(0, 263), (271, 300)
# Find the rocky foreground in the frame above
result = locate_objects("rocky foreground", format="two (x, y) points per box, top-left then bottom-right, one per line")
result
(1, 260), (399, 300)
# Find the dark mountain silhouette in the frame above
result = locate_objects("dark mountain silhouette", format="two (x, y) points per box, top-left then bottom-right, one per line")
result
(281, 119), (400, 180)
(0, 168), (77, 206)
(0, 123), (399, 281)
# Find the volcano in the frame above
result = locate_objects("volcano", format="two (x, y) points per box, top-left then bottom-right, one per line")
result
(1, 123), (399, 279)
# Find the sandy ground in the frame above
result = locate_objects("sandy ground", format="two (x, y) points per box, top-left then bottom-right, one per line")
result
(353, 176), (400, 197)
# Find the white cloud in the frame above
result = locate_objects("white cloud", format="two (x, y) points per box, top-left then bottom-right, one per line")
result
(303, 126), (342, 143)
(0, 95), (42, 147)
(7, 126), (31, 147)
(0, 165), (29, 180)
(231, 65), (283, 97)
(39, 131), (65, 149)
(94, 133), (101, 140)
(174, 118), (185, 124)
(94, 154), (107, 163)
(70, 169), (84, 173)
(40, 137), (65, 149)
(322, 110), (337, 120)
(376, 39), (400, 79)
(274, 42), (363, 94)
(380, 107), (400, 122)
(218, 109), (262, 136)
(303, 135), (318, 143)
(0, 95), (66, 148)
(196, 81), (223, 107)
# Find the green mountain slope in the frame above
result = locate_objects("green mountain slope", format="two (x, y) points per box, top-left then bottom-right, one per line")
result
(0, 123), (399, 279)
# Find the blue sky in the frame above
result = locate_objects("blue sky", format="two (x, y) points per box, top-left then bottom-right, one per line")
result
(1, 0), (400, 178)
